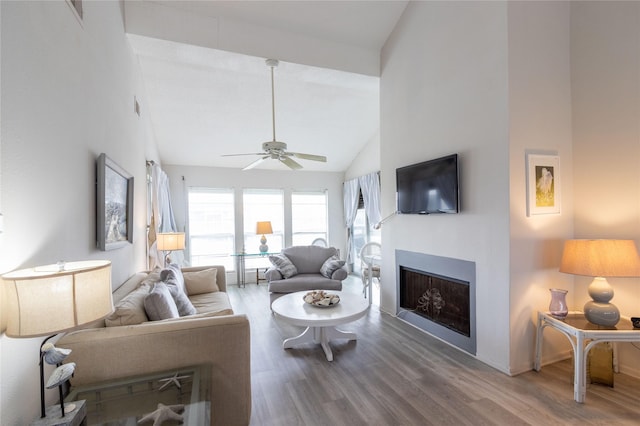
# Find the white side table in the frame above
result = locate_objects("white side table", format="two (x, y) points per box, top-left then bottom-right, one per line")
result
(534, 311), (640, 403)
(272, 291), (369, 361)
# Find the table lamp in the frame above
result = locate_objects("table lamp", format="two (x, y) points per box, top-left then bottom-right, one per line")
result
(256, 221), (273, 253)
(157, 232), (185, 265)
(559, 239), (640, 326)
(2, 260), (113, 419)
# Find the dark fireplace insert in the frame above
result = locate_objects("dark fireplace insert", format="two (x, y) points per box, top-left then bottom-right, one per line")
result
(399, 266), (470, 337)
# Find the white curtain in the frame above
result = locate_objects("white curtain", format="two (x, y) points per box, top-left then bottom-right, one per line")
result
(343, 178), (360, 265)
(148, 163), (182, 269)
(359, 172), (382, 227)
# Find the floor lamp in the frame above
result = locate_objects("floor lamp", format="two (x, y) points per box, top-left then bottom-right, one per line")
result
(157, 232), (186, 266)
(2, 260), (113, 419)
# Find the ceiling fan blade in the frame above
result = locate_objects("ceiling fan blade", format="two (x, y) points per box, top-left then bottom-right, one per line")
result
(243, 156), (269, 171)
(280, 156), (303, 170)
(289, 152), (327, 162)
(222, 153), (265, 157)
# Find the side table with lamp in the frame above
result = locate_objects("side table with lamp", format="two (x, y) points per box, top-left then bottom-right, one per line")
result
(1, 260), (113, 425)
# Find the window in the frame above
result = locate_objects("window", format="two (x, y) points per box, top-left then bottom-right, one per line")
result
(351, 190), (380, 274)
(243, 189), (284, 269)
(292, 191), (328, 246)
(188, 188), (235, 270)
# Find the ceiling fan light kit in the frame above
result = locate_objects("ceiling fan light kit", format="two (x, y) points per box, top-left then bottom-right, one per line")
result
(222, 59), (327, 170)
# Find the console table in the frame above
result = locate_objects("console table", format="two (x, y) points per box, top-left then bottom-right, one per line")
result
(230, 252), (276, 287)
(534, 311), (640, 403)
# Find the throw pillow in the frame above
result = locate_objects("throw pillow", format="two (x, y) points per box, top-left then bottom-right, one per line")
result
(269, 254), (298, 279)
(105, 282), (152, 327)
(161, 264), (196, 316)
(165, 281), (197, 317)
(160, 263), (186, 294)
(183, 268), (219, 295)
(320, 255), (346, 279)
(144, 282), (180, 321)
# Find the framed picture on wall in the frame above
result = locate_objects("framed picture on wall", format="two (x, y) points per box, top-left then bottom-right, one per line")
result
(526, 153), (560, 216)
(97, 153), (134, 250)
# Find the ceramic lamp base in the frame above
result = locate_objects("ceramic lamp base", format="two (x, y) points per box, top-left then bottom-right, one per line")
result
(584, 301), (620, 327)
(259, 244), (269, 253)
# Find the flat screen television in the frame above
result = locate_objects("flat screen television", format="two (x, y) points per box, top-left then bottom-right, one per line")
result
(396, 153), (459, 214)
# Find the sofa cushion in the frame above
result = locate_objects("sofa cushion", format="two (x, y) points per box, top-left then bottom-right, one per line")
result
(282, 246), (337, 274)
(144, 282), (180, 321)
(105, 282), (152, 327)
(189, 292), (234, 316)
(320, 255), (346, 279)
(269, 254), (298, 278)
(268, 274), (342, 294)
(183, 267), (219, 295)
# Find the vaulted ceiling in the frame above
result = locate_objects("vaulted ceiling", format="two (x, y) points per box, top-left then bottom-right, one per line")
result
(125, 0), (408, 172)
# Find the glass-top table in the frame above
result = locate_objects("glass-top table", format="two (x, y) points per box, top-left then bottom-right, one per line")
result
(534, 311), (640, 403)
(230, 252), (278, 287)
(65, 365), (210, 425)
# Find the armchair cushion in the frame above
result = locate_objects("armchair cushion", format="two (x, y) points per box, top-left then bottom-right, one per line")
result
(320, 255), (346, 279)
(268, 254), (298, 278)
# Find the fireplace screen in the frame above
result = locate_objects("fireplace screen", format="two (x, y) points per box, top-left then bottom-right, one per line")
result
(399, 266), (470, 337)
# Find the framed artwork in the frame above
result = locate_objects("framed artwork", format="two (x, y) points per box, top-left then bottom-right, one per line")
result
(527, 153), (560, 216)
(97, 153), (133, 250)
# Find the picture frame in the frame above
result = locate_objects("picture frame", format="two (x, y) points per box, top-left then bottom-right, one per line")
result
(526, 153), (560, 216)
(97, 153), (134, 250)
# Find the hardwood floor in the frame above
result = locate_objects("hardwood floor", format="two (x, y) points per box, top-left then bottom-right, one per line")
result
(227, 277), (640, 425)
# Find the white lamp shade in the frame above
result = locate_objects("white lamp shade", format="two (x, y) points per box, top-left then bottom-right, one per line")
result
(560, 239), (640, 277)
(157, 232), (186, 251)
(2, 260), (113, 338)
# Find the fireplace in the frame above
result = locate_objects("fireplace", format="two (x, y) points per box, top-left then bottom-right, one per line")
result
(396, 250), (476, 355)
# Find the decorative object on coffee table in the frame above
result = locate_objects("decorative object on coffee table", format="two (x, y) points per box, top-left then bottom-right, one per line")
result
(559, 239), (640, 326)
(1, 260), (113, 419)
(548, 288), (568, 319)
(256, 221), (273, 253)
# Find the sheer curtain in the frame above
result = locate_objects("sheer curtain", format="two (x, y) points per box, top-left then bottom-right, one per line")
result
(343, 178), (360, 265)
(359, 172), (381, 227)
(148, 163), (181, 269)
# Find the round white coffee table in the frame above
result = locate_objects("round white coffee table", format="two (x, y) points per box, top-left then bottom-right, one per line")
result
(271, 291), (369, 361)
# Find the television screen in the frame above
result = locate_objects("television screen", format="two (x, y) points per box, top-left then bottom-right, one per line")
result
(396, 153), (459, 214)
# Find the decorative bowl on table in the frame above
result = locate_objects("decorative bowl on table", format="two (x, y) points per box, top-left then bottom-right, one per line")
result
(303, 290), (340, 308)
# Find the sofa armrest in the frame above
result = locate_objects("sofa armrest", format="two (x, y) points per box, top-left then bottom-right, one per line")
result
(265, 266), (283, 281)
(58, 315), (250, 426)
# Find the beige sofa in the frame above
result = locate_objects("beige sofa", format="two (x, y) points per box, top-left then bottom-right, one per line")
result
(58, 265), (251, 426)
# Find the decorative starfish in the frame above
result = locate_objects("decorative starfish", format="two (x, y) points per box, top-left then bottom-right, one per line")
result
(138, 403), (184, 425)
(158, 372), (190, 390)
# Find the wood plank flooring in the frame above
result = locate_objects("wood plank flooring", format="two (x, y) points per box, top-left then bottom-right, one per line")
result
(227, 277), (640, 425)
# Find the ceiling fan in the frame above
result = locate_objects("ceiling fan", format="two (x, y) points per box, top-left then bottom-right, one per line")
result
(222, 59), (327, 171)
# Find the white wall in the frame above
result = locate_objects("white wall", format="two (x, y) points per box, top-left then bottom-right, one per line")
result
(344, 130), (380, 181)
(571, 1), (640, 378)
(163, 164), (346, 271)
(0, 1), (157, 423)
(380, 1), (512, 372)
(507, 1), (575, 374)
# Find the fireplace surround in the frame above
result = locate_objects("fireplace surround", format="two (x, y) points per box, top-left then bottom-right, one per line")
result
(396, 249), (476, 354)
